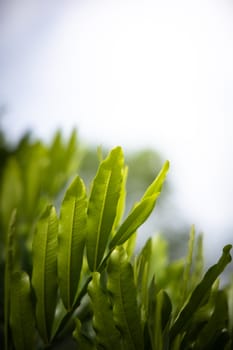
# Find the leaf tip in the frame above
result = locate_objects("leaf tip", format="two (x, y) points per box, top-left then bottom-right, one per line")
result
(223, 244), (232, 261)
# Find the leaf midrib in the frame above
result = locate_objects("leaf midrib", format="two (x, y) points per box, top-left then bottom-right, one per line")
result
(93, 169), (112, 270)
(67, 198), (77, 308)
(15, 275), (26, 348)
(41, 220), (49, 343)
(118, 266), (137, 350)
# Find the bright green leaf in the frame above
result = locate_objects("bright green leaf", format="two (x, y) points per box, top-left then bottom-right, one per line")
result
(86, 146), (124, 271)
(4, 209), (17, 350)
(179, 225), (195, 306)
(0, 158), (22, 233)
(10, 271), (35, 350)
(65, 129), (82, 174)
(123, 231), (137, 259)
(88, 272), (122, 350)
(109, 193), (160, 249)
(109, 161), (169, 250)
(134, 238), (152, 323)
(141, 160), (169, 200)
(58, 176), (87, 310)
(21, 142), (47, 216)
(113, 165), (128, 231)
(191, 233), (204, 288)
(107, 247), (144, 350)
(32, 205), (58, 343)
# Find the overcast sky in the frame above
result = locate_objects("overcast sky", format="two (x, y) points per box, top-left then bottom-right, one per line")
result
(0, 0), (233, 255)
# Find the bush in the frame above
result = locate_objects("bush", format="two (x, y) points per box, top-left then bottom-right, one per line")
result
(2, 142), (232, 349)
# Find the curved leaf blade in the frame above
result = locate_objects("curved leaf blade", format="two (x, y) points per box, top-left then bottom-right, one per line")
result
(88, 272), (122, 350)
(58, 176), (87, 310)
(113, 165), (128, 231)
(170, 244), (232, 341)
(178, 225), (195, 308)
(107, 247), (144, 350)
(0, 158), (22, 233)
(142, 160), (169, 200)
(86, 146), (124, 271)
(109, 161), (169, 249)
(195, 290), (229, 349)
(109, 193), (159, 249)
(4, 210), (17, 350)
(148, 285), (172, 350)
(191, 233), (204, 287)
(73, 319), (96, 350)
(32, 205), (58, 343)
(10, 271), (35, 350)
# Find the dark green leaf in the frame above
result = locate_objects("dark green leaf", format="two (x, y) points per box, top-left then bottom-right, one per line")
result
(195, 290), (229, 349)
(152, 291), (164, 350)
(170, 244), (232, 341)
(148, 279), (172, 350)
(73, 318), (96, 350)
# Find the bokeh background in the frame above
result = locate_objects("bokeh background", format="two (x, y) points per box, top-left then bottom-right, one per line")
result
(0, 0), (233, 265)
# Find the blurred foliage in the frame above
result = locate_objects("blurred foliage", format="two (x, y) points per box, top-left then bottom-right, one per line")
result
(0, 129), (82, 253)
(126, 149), (167, 202)
(0, 129), (83, 347)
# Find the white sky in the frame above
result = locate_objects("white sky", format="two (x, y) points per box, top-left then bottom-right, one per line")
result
(1, 0), (233, 252)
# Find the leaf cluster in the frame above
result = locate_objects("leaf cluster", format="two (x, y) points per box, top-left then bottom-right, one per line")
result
(2, 144), (233, 350)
